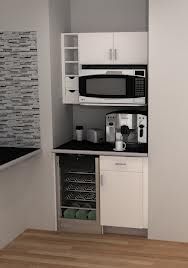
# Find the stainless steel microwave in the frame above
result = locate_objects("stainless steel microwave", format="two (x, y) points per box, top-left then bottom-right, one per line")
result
(79, 65), (147, 106)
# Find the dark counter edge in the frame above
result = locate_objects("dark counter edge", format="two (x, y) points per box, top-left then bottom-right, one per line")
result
(0, 147), (40, 167)
(53, 140), (148, 156)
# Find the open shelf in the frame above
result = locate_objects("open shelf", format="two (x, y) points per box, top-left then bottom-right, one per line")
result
(62, 34), (79, 104)
(64, 49), (78, 62)
(65, 62), (78, 76)
(64, 34), (78, 47)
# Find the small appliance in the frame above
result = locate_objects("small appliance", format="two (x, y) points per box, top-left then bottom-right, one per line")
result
(79, 65), (147, 106)
(75, 125), (84, 141)
(87, 128), (104, 143)
(106, 111), (147, 144)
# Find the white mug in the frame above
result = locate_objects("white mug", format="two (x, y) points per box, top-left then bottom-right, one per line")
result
(114, 140), (126, 151)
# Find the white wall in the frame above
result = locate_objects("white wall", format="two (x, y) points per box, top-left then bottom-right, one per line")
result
(70, 0), (148, 32)
(149, 0), (188, 242)
(0, 0), (58, 248)
(49, 0), (73, 148)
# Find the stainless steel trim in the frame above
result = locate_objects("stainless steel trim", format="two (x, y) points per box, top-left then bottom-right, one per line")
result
(55, 155), (61, 230)
(109, 49), (113, 60)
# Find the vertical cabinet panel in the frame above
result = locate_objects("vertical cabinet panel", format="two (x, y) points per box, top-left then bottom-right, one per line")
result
(143, 157), (148, 228)
(100, 170), (143, 228)
(113, 32), (148, 64)
(78, 33), (114, 64)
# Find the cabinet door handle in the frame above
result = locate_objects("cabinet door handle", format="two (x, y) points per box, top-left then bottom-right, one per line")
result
(115, 163), (126, 166)
(109, 49), (113, 60)
(114, 49), (117, 61)
(100, 174), (104, 186)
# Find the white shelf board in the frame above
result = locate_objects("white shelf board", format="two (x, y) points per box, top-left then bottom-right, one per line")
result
(64, 47), (78, 49)
(65, 61), (79, 63)
(65, 74), (79, 77)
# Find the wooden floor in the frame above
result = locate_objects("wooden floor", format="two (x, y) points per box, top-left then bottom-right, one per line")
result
(1, 230), (188, 267)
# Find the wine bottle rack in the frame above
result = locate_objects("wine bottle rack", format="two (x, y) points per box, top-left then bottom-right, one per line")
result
(65, 183), (96, 192)
(65, 192), (96, 202)
(64, 173), (95, 184)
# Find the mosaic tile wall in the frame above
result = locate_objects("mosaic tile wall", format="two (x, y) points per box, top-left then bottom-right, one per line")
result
(0, 31), (40, 148)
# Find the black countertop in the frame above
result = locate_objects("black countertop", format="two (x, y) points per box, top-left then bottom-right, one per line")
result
(0, 147), (39, 166)
(55, 140), (148, 154)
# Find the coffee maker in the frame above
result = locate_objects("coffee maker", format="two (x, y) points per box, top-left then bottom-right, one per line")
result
(106, 111), (147, 145)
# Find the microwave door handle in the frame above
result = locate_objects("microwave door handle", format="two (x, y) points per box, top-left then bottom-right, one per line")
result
(105, 71), (123, 75)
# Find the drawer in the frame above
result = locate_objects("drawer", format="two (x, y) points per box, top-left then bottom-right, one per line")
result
(100, 156), (143, 173)
(65, 89), (79, 104)
(65, 76), (78, 90)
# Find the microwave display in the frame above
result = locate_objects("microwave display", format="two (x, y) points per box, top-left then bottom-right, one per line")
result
(86, 77), (126, 96)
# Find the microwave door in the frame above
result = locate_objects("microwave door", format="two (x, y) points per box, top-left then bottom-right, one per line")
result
(79, 74), (128, 98)
(79, 74), (146, 105)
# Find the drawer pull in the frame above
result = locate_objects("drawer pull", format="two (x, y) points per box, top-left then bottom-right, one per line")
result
(115, 163), (126, 166)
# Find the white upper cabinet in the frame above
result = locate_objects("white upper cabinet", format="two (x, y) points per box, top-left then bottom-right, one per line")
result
(79, 33), (114, 64)
(113, 32), (148, 64)
(78, 32), (148, 65)
(61, 32), (148, 104)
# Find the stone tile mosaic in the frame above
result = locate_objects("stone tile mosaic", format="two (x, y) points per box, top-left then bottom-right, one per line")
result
(0, 31), (40, 148)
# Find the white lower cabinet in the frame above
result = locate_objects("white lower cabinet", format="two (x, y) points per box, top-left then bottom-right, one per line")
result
(100, 156), (148, 229)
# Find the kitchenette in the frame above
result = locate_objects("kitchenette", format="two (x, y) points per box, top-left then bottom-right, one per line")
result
(1, 0), (188, 249)
(52, 32), (148, 235)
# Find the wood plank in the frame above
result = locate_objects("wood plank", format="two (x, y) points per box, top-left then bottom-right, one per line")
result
(1, 229), (188, 267)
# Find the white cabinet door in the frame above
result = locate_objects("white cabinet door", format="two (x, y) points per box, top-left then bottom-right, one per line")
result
(79, 33), (113, 64)
(114, 32), (148, 64)
(100, 170), (143, 228)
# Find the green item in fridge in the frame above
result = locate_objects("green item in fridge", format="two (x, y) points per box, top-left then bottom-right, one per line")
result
(76, 209), (88, 220)
(63, 208), (77, 219)
(88, 210), (96, 220)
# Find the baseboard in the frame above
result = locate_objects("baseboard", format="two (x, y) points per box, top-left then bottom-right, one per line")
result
(103, 226), (148, 237)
